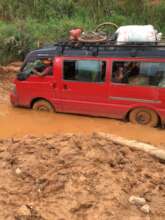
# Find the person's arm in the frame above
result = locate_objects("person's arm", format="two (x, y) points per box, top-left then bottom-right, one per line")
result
(31, 68), (42, 75)
(42, 66), (52, 76)
(32, 66), (51, 76)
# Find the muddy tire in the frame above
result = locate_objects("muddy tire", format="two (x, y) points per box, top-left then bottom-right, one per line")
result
(33, 100), (54, 112)
(129, 108), (158, 127)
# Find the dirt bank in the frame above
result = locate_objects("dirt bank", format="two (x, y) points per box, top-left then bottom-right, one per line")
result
(0, 133), (164, 220)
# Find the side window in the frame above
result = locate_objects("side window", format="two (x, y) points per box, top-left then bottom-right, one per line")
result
(112, 61), (165, 87)
(63, 60), (106, 82)
(22, 59), (53, 76)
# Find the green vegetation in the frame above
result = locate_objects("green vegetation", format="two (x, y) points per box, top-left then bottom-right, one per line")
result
(0, 0), (165, 64)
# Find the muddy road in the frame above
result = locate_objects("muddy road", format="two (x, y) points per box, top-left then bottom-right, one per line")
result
(0, 67), (165, 147)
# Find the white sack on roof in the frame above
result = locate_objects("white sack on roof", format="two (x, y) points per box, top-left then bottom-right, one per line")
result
(115, 25), (162, 44)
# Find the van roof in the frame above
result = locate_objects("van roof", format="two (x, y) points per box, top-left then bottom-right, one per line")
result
(23, 41), (165, 66)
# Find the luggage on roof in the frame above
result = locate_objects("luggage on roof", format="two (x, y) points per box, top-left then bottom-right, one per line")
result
(115, 25), (162, 44)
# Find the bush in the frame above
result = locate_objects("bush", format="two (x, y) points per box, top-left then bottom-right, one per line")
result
(0, 0), (75, 21)
(0, 22), (35, 64)
(0, 16), (93, 64)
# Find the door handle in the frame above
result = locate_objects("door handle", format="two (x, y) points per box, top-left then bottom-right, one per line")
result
(63, 84), (68, 90)
(63, 84), (71, 91)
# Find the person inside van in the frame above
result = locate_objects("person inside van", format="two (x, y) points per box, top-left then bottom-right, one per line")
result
(127, 62), (140, 77)
(32, 59), (53, 76)
(126, 62), (142, 85)
(112, 66), (124, 83)
(17, 59), (53, 81)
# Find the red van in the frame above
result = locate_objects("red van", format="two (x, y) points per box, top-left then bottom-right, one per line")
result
(10, 42), (165, 127)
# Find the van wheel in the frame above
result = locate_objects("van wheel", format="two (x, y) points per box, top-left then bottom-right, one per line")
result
(129, 108), (158, 127)
(33, 100), (54, 112)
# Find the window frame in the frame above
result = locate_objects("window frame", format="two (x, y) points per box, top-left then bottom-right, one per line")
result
(62, 59), (107, 84)
(111, 60), (165, 88)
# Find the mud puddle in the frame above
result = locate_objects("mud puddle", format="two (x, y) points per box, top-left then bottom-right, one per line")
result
(0, 102), (165, 148)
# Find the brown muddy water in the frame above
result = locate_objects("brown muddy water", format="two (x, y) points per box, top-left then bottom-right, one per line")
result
(0, 102), (165, 148)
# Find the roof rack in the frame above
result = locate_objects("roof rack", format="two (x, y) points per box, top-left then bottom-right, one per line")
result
(54, 40), (165, 49)
(51, 40), (165, 58)
(24, 39), (165, 66)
